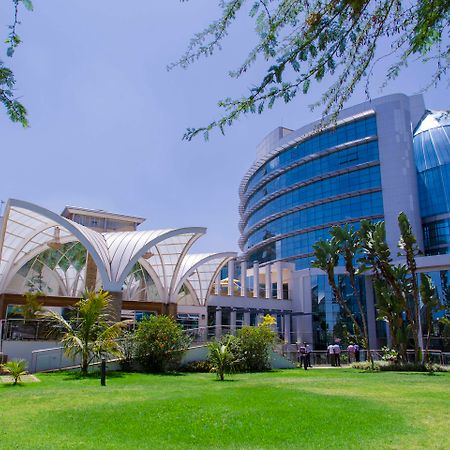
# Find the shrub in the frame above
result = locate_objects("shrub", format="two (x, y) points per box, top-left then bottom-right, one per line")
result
(379, 362), (448, 373)
(208, 336), (237, 380)
(180, 360), (212, 373)
(352, 361), (449, 372)
(1, 359), (28, 385)
(351, 361), (382, 371)
(381, 346), (399, 363)
(134, 315), (190, 372)
(235, 325), (278, 372)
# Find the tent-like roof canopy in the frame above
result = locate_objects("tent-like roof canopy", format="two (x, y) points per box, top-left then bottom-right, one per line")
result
(0, 199), (236, 306)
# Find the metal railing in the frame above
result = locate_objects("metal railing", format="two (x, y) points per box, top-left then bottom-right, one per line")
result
(0, 319), (62, 341)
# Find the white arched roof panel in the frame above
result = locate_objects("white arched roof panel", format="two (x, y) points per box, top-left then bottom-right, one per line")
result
(104, 229), (172, 283)
(2, 234), (79, 291)
(175, 253), (236, 305)
(0, 199), (111, 291)
(134, 230), (205, 290)
(109, 227), (206, 287)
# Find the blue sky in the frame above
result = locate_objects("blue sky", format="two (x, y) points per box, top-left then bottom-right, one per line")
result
(1, 1), (448, 254)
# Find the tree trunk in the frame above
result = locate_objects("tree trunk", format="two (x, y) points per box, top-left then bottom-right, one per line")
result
(81, 352), (89, 376)
(327, 272), (362, 343)
(349, 273), (373, 366)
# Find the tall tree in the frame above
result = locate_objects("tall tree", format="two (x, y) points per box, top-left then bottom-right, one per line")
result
(373, 266), (409, 361)
(397, 212), (424, 362)
(171, 0), (449, 140)
(44, 290), (128, 375)
(330, 225), (373, 365)
(419, 273), (441, 361)
(312, 238), (363, 340)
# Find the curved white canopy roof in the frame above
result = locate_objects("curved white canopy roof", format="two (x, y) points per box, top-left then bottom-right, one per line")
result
(0, 199), (235, 307)
(173, 253), (236, 305)
(0, 200), (206, 293)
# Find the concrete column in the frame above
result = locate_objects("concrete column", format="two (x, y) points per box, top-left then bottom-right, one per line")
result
(364, 277), (377, 349)
(240, 261), (247, 297)
(215, 275), (221, 295)
(85, 253), (97, 291)
(276, 262), (283, 300)
(0, 294), (6, 320)
(228, 260), (235, 296)
(284, 313), (291, 344)
(256, 312), (264, 325)
(253, 262), (259, 298)
(265, 264), (272, 299)
(163, 303), (177, 317)
(215, 307), (222, 339)
(230, 308), (237, 334)
(108, 291), (123, 321)
(0, 318), (3, 351)
(243, 310), (250, 326)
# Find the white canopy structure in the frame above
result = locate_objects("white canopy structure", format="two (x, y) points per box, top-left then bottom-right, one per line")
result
(0, 199), (236, 308)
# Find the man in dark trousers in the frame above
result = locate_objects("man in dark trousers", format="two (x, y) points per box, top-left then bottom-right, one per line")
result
(298, 342), (307, 370)
(305, 342), (312, 369)
(333, 342), (341, 367)
(354, 343), (360, 362)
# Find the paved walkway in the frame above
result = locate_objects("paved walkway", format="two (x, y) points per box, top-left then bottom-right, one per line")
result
(0, 374), (40, 383)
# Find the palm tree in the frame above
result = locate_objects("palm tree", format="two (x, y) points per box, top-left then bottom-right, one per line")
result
(331, 225), (373, 366)
(312, 238), (362, 340)
(1, 359), (28, 385)
(208, 336), (236, 381)
(44, 290), (128, 376)
(419, 273), (441, 362)
(373, 268), (410, 362)
(398, 212), (424, 362)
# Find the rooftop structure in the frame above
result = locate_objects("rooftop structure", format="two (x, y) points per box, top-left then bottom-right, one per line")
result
(61, 205), (146, 232)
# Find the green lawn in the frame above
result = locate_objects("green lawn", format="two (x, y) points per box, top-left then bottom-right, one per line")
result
(0, 369), (449, 449)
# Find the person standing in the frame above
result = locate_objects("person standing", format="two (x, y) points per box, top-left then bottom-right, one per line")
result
(327, 343), (335, 366)
(347, 343), (355, 363)
(298, 342), (307, 369)
(333, 342), (341, 367)
(305, 343), (312, 368)
(354, 343), (360, 362)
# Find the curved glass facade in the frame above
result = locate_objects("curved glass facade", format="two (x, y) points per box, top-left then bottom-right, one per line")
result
(240, 115), (384, 268)
(413, 111), (450, 255)
(245, 140), (379, 211)
(244, 115), (377, 195)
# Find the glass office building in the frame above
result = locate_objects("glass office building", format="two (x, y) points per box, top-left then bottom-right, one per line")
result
(238, 94), (450, 349)
(240, 114), (383, 270)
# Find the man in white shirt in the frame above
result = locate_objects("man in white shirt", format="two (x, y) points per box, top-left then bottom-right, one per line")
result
(333, 343), (341, 367)
(347, 343), (355, 363)
(327, 343), (335, 366)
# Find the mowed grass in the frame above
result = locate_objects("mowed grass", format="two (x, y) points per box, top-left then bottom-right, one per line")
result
(0, 369), (449, 449)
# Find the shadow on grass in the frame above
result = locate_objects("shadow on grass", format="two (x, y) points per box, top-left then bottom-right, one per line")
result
(62, 371), (126, 381)
(1, 382), (27, 388)
(211, 378), (239, 382)
(153, 371), (187, 377)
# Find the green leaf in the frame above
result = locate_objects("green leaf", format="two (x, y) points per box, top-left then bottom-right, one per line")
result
(303, 79), (310, 94)
(21, 0), (34, 11)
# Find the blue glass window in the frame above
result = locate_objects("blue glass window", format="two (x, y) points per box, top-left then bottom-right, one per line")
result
(423, 218), (450, 255)
(244, 166), (381, 232)
(244, 191), (384, 250)
(244, 115), (377, 194)
(245, 140), (379, 210)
